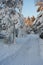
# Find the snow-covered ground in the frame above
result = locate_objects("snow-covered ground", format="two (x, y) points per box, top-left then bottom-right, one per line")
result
(0, 34), (43, 65)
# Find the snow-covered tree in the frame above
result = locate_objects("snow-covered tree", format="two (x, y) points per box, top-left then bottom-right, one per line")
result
(0, 0), (23, 43)
(32, 10), (43, 36)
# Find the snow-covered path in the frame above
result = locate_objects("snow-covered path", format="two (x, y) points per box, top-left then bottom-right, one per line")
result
(0, 34), (43, 65)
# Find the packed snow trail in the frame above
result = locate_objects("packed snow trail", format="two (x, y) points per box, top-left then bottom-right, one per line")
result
(0, 34), (43, 65)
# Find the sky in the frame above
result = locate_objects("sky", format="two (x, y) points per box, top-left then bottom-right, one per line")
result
(22, 0), (38, 17)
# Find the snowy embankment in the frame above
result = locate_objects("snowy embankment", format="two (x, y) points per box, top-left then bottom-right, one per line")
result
(0, 34), (43, 65)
